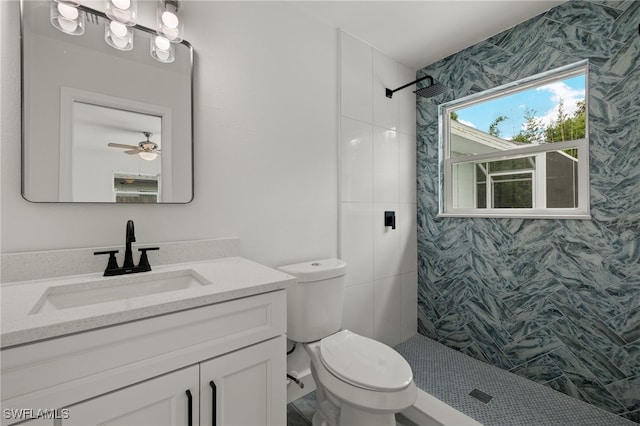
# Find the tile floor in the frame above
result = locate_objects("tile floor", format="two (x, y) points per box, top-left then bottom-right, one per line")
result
(288, 334), (638, 425)
(395, 335), (637, 425)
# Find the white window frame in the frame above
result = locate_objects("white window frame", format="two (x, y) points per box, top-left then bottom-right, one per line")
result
(438, 61), (590, 219)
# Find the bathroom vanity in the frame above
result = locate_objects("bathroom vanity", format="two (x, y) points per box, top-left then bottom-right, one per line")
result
(1, 256), (294, 426)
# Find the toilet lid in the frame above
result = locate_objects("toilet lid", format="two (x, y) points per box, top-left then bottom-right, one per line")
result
(319, 330), (413, 391)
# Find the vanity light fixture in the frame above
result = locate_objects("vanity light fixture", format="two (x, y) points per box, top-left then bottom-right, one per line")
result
(50, 0), (84, 36)
(156, 0), (183, 43)
(105, 0), (137, 26)
(48, 0), (185, 62)
(150, 35), (175, 63)
(105, 20), (133, 51)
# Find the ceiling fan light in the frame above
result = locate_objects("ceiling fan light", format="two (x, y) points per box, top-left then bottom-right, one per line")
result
(139, 151), (158, 161)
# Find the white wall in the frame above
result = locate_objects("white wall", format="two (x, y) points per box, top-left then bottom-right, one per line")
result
(1, 1), (338, 268)
(339, 32), (418, 347)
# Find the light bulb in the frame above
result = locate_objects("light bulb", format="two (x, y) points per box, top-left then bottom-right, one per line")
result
(151, 35), (174, 63)
(162, 27), (179, 41)
(139, 152), (158, 161)
(111, 0), (131, 10)
(106, 0), (137, 26)
(109, 21), (128, 37)
(58, 17), (79, 33)
(57, 3), (78, 19)
(111, 36), (128, 48)
(105, 20), (133, 50)
(156, 0), (183, 43)
(155, 49), (170, 61)
(50, 1), (84, 35)
(154, 35), (170, 50)
(161, 10), (179, 28)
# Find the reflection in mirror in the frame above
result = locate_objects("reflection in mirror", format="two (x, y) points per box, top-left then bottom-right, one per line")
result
(21, 0), (193, 203)
(68, 102), (163, 202)
(440, 60), (589, 218)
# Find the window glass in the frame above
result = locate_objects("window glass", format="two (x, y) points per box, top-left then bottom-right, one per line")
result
(439, 61), (589, 219)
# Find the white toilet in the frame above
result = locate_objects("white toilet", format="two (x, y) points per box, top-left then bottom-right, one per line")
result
(279, 258), (417, 426)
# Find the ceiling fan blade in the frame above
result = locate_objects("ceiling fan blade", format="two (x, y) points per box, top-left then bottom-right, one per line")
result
(108, 143), (139, 149)
(124, 149), (141, 155)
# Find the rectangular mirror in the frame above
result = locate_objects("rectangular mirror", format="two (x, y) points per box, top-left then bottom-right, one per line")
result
(21, 0), (193, 203)
(439, 60), (589, 218)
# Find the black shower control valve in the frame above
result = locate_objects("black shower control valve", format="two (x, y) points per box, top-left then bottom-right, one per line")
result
(384, 211), (396, 230)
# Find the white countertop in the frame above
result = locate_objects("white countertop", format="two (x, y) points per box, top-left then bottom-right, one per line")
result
(1, 257), (295, 348)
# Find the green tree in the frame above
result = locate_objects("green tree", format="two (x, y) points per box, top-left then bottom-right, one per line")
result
(543, 98), (587, 142)
(543, 98), (586, 158)
(488, 115), (508, 137)
(450, 111), (459, 122)
(512, 108), (543, 144)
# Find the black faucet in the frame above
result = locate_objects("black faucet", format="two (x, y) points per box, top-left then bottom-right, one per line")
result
(123, 219), (136, 268)
(94, 220), (159, 276)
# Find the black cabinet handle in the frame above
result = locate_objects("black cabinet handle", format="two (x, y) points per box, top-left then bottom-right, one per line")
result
(210, 380), (217, 426)
(186, 389), (193, 426)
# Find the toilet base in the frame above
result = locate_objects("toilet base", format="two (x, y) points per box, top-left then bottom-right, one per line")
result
(310, 372), (396, 426)
(304, 341), (415, 426)
(312, 409), (395, 426)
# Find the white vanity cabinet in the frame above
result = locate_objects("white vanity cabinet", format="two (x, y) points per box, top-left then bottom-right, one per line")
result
(62, 365), (199, 426)
(1, 290), (287, 426)
(62, 336), (285, 426)
(200, 337), (285, 426)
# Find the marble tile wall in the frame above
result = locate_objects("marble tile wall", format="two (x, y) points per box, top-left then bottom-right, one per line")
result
(415, 1), (639, 422)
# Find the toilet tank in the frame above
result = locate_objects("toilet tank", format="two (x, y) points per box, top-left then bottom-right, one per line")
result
(278, 259), (347, 343)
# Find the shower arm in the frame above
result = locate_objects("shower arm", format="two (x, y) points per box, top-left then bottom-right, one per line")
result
(385, 75), (434, 99)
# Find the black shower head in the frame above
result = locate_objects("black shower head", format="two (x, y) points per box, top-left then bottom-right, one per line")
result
(386, 74), (448, 99)
(413, 82), (449, 98)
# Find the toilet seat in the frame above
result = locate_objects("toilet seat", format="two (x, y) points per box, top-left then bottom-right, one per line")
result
(319, 330), (413, 391)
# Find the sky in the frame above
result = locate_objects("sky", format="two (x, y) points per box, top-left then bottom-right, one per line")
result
(454, 74), (586, 140)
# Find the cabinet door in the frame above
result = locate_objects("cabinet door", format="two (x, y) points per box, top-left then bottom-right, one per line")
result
(200, 336), (286, 426)
(62, 366), (199, 426)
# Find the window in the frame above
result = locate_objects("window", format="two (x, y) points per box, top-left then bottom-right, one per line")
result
(439, 61), (589, 219)
(113, 173), (159, 203)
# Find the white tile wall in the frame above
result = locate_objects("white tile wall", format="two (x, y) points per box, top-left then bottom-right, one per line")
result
(374, 275), (402, 346)
(339, 32), (372, 123)
(341, 118), (373, 203)
(397, 64), (418, 135)
(341, 202), (374, 287)
(372, 49), (398, 130)
(342, 281), (375, 338)
(339, 31), (417, 347)
(400, 270), (419, 341)
(373, 127), (399, 204)
(373, 203), (401, 280)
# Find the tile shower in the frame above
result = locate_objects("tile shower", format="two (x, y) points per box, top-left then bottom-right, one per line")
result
(416, 0), (640, 423)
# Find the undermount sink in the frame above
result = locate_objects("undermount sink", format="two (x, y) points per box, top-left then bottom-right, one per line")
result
(29, 269), (211, 314)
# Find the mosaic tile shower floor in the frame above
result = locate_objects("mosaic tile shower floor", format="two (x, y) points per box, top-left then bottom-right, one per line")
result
(288, 335), (636, 425)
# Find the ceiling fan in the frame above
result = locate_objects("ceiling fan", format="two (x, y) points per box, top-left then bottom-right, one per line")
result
(108, 132), (161, 161)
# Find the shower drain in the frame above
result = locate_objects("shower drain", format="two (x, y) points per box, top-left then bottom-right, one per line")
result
(469, 388), (493, 404)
